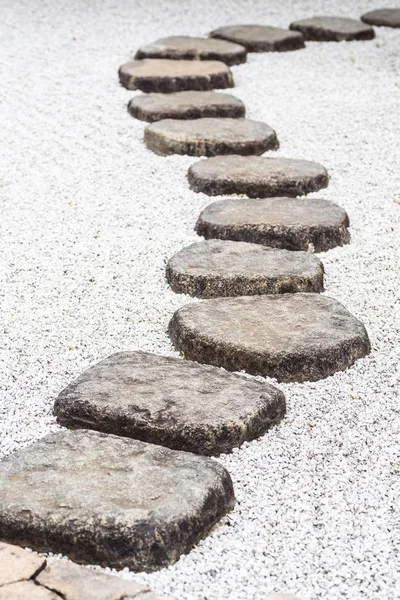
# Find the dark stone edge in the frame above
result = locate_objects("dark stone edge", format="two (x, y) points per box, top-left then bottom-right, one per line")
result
(209, 32), (305, 52)
(119, 68), (234, 93)
(127, 98), (246, 122)
(289, 22), (375, 41)
(134, 48), (247, 67)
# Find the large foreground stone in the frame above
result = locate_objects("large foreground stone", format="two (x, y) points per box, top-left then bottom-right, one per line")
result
(135, 36), (246, 66)
(128, 91), (245, 122)
(0, 582), (59, 600)
(144, 118), (278, 156)
(54, 351), (285, 456)
(0, 542), (45, 586)
(188, 155), (329, 197)
(210, 25), (305, 52)
(169, 294), (371, 382)
(361, 8), (400, 28)
(0, 430), (235, 571)
(195, 197), (350, 252)
(289, 16), (375, 41)
(119, 59), (233, 92)
(166, 240), (324, 297)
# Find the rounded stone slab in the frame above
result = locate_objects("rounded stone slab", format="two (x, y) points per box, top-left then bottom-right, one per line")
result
(128, 91), (246, 122)
(289, 16), (375, 41)
(0, 429), (235, 571)
(166, 239), (324, 297)
(54, 351), (285, 456)
(361, 8), (400, 28)
(209, 24), (305, 52)
(169, 294), (371, 382)
(188, 155), (329, 197)
(144, 118), (279, 157)
(119, 59), (234, 93)
(135, 36), (247, 66)
(196, 197), (350, 252)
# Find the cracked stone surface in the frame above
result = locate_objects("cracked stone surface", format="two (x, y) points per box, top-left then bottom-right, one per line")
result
(0, 581), (60, 600)
(119, 59), (233, 93)
(289, 16), (375, 41)
(144, 118), (279, 156)
(188, 155), (329, 197)
(169, 293), (371, 382)
(361, 8), (400, 27)
(0, 542), (46, 586)
(0, 430), (235, 571)
(54, 351), (285, 456)
(195, 196), (350, 251)
(166, 239), (324, 297)
(209, 25), (305, 52)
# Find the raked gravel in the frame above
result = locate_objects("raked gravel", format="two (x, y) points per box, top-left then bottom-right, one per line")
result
(0, 0), (400, 599)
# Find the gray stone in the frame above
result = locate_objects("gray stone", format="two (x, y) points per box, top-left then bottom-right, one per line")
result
(128, 91), (245, 122)
(144, 118), (279, 157)
(188, 155), (329, 198)
(0, 582), (59, 600)
(361, 8), (400, 28)
(195, 197), (350, 252)
(0, 430), (235, 571)
(119, 59), (233, 93)
(54, 351), (285, 456)
(168, 294), (371, 382)
(166, 240), (324, 297)
(0, 542), (46, 586)
(135, 36), (246, 66)
(289, 16), (375, 41)
(210, 25), (305, 52)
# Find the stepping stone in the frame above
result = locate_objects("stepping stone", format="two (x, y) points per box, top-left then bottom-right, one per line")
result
(166, 239), (324, 297)
(128, 91), (246, 122)
(0, 429), (235, 571)
(54, 351), (285, 456)
(195, 197), (350, 252)
(144, 118), (279, 156)
(289, 16), (375, 41)
(209, 24), (305, 52)
(188, 155), (329, 197)
(361, 8), (400, 28)
(0, 542), (46, 586)
(0, 582), (59, 600)
(169, 294), (371, 382)
(135, 36), (247, 66)
(119, 59), (233, 93)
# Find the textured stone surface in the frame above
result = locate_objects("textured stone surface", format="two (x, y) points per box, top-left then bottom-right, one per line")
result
(54, 351), (285, 456)
(166, 240), (324, 297)
(135, 36), (246, 66)
(169, 294), (371, 382)
(188, 155), (329, 197)
(195, 197), (350, 252)
(128, 91), (245, 122)
(119, 59), (233, 93)
(0, 430), (235, 571)
(0, 581), (59, 600)
(0, 542), (46, 586)
(144, 118), (279, 156)
(289, 16), (375, 41)
(361, 8), (400, 27)
(210, 25), (305, 52)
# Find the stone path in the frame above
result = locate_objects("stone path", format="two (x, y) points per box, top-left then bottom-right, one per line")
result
(195, 196), (350, 251)
(166, 239), (324, 296)
(209, 25), (305, 52)
(289, 16), (375, 41)
(361, 8), (400, 28)
(144, 118), (279, 156)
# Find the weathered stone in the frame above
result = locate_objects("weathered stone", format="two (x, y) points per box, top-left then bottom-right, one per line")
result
(166, 240), (324, 297)
(195, 197), (350, 252)
(0, 542), (46, 586)
(188, 155), (329, 198)
(0, 581), (59, 600)
(289, 16), (375, 41)
(210, 25), (305, 52)
(128, 91), (245, 122)
(0, 430), (235, 571)
(119, 59), (233, 93)
(168, 294), (371, 382)
(361, 8), (400, 28)
(135, 36), (246, 66)
(144, 118), (278, 156)
(54, 351), (285, 456)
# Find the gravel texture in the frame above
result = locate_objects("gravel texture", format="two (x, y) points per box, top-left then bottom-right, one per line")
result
(0, 0), (399, 599)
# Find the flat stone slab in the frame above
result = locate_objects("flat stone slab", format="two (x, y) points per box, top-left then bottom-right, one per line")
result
(135, 36), (246, 66)
(210, 25), (305, 52)
(54, 351), (285, 456)
(119, 59), (233, 93)
(195, 197), (350, 252)
(166, 239), (324, 297)
(0, 581), (59, 600)
(289, 16), (375, 41)
(0, 542), (46, 586)
(188, 155), (329, 197)
(169, 294), (371, 382)
(128, 91), (246, 122)
(144, 118), (279, 156)
(0, 430), (235, 571)
(361, 8), (400, 27)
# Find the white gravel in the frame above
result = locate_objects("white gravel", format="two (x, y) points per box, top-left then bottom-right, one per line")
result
(1, 0), (400, 599)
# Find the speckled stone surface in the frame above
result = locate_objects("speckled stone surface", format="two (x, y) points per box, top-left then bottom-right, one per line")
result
(210, 25), (305, 52)
(289, 16), (375, 41)
(361, 8), (400, 28)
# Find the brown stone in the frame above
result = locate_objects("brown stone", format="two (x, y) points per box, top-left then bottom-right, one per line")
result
(210, 25), (305, 52)
(361, 8), (400, 28)
(0, 542), (46, 586)
(289, 16), (375, 41)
